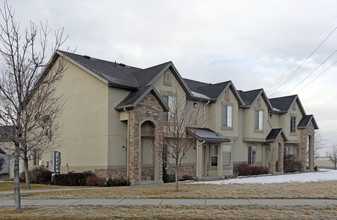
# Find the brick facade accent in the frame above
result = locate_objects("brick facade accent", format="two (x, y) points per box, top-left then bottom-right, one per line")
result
(94, 168), (127, 179)
(299, 121), (315, 171)
(269, 134), (285, 173)
(128, 92), (164, 185)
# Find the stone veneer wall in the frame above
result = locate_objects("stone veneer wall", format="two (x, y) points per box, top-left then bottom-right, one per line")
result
(128, 92), (164, 185)
(299, 121), (315, 171)
(94, 168), (127, 179)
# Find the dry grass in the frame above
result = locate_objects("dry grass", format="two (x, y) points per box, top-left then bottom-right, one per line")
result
(0, 182), (80, 191)
(0, 205), (336, 219)
(1, 180), (336, 200)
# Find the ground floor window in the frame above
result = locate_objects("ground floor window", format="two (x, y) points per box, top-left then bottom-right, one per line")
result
(210, 144), (218, 166)
(223, 151), (231, 166)
(248, 146), (256, 165)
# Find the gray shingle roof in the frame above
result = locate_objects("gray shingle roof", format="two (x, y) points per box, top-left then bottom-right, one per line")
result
(115, 85), (169, 111)
(132, 62), (171, 86)
(186, 127), (231, 142)
(183, 78), (231, 99)
(238, 89), (263, 106)
(298, 115), (319, 129)
(59, 51), (141, 89)
(266, 128), (288, 142)
(269, 95), (297, 113)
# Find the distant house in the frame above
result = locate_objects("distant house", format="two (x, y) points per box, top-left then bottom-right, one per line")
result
(0, 126), (12, 175)
(35, 51), (318, 185)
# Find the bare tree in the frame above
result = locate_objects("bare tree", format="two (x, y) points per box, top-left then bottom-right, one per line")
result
(0, 1), (68, 212)
(314, 131), (326, 158)
(327, 144), (337, 170)
(159, 96), (202, 192)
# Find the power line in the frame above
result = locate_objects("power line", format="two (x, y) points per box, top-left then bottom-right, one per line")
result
(297, 59), (337, 93)
(270, 16), (337, 95)
(288, 48), (337, 94)
(270, 26), (337, 95)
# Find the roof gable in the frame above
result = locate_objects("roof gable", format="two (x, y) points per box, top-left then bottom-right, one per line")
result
(115, 86), (168, 111)
(298, 115), (319, 129)
(183, 78), (244, 104)
(266, 128), (288, 142)
(269, 95), (306, 115)
(238, 89), (273, 110)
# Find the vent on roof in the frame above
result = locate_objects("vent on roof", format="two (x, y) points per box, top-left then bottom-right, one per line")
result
(84, 55), (91, 59)
(119, 63), (126, 67)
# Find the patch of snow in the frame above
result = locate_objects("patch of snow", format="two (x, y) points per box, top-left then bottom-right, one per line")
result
(191, 91), (210, 100)
(191, 169), (337, 185)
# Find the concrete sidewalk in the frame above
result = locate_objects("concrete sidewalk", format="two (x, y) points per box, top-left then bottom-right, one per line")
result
(1, 199), (337, 207)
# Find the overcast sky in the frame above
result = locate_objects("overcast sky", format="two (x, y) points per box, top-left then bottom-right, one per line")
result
(7, 0), (337, 153)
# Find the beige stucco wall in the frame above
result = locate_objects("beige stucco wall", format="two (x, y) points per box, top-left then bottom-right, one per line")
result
(283, 100), (303, 143)
(40, 58), (110, 172)
(209, 87), (239, 139)
(107, 87), (130, 167)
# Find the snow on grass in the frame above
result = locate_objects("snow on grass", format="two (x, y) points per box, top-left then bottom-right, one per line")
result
(193, 169), (337, 185)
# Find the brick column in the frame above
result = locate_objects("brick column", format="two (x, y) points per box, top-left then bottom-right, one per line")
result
(269, 142), (276, 173)
(127, 92), (164, 185)
(299, 129), (307, 172)
(277, 143), (283, 172)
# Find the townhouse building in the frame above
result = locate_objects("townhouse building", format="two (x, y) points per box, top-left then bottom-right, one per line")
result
(35, 51), (318, 185)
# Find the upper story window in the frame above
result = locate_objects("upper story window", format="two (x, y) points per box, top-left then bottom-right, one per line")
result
(163, 71), (171, 86)
(222, 105), (232, 128)
(254, 110), (263, 130)
(290, 116), (296, 133)
(162, 95), (176, 121)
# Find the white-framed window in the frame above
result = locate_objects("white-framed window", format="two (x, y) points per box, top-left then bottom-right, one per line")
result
(210, 144), (218, 166)
(222, 105), (232, 127)
(248, 146), (256, 165)
(254, 110), (263, 130)
(162, 95), (176, 121)
(290, 116), (296, 133)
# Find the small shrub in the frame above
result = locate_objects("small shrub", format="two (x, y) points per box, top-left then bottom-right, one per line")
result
(52, 171), (94, 186)
(86, 175), (106, 187)
(234, 162), (269, 176)
(314, 166), (318, 172)
(106, 176), (130, 186)
(283, 155), (302, 173)
(20, 166), (52, 184)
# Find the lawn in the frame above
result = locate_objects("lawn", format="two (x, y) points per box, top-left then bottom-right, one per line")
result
(0, 182), (80, 192)
(1, 204), (337, 219)
(1, 180), (337, 200)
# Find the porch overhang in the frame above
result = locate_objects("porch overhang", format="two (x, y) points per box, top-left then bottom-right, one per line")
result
(266, 128), (288, 142)
(186, 127), (231, 143)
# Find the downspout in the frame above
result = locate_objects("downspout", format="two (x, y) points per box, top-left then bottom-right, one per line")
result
(204, 100), (210, 127)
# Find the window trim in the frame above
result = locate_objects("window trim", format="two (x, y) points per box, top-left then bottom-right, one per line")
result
(290, 116), (296, 133)
(254, 108), (263, 132)
(221, 102), (234, 130)
(248, 146), (256, 165)
(210, 144), (218, 167)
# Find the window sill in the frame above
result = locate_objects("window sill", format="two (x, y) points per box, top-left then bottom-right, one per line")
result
(221, 126), (233, 131)
(254, 129), (264, 133)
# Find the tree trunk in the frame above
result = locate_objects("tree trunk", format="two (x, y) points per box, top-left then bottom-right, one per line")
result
(24, 157), (30, 189)
(175, 159), (179, 192)
(175, 168), (178, 192)
(14, 143), (21, 212)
